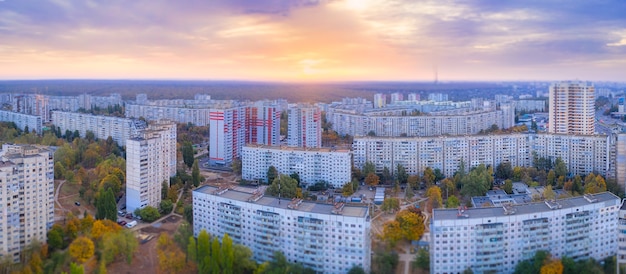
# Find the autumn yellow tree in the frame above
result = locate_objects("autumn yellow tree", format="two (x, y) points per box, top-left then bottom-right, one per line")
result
(381, 221), (403, 247)
(91, 220), (121, 240)
(157, 233), (187, 274)
(540, 259), (563, 274)
(69, 236), (95, 264)
(426, 186), (443, 211)
(395, 210), (425, 241)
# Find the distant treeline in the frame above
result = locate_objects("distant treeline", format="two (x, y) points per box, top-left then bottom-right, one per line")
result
(0, 79), (529, 103)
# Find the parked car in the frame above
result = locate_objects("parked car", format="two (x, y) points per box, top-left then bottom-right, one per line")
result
(118, 211), (125, 216)
(117, 220), (127, 226)
(74, 201), (81, 206)
(125, 220), (137, 228)
(125, 213), (133, 219)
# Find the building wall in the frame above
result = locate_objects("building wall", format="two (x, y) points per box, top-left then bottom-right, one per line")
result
(548, 81), (595, 135)
(242, 145), (351, 187)
(209, 106), (246, 164)
(287, 105), (321, 148)
(0, 110), (43, 134)
(125, 121), (177, 213)
(51, 111), (145, 147)
(353, 133), (607, 178)
(0, 145), (54, 262)
(328, 108), (514, 137)
(431, 193), (620, 274)
(193, 186), (371, 274)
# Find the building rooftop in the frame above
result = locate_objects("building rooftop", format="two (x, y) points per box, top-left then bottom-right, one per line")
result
(434, 192), (620, 221)
(244, 144), (350, 153)
(194, 185), (368, 218)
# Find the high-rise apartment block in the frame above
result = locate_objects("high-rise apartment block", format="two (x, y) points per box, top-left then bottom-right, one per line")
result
(209, 105), (246, 164)
(548, 81), (595, 135)
(287, 105), (321, 148)
(428, 93), (448, 102)
(242, 144), (351, 187)
(353, 133), (609, 178)
(126, 121), (177, 213)
(193, 185), (371, 274)
(431, 192), (620, 273)
(245, 101), (281, 146)
(373, 93), (386, 108)
(51, 111), (146, 147)
(0, 110), (43, 134)
(390, 93), (403, 104)
(407, 93), (420, 102)
(0, 144), (54, 262)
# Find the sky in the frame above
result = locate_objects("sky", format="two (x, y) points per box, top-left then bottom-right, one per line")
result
(1, 0), (625, 82)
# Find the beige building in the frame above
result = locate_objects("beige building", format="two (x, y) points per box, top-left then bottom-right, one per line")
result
(0, 144), (54, 262)
(548, 81), (595, 135)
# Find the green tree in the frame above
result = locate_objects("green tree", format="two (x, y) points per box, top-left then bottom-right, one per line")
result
(572, 175), (583, 194)
(266, 174), (299, 199)
(396, 164), (408, 184)
(543, 185), (555, 200)
(503, 179), (513, 194)
(341, 182), (355, 197)
(47, 225), (65, 250)
(347, 266), (366, 274)
(182, 141), (194, 169)
(161, 181), (169, 200)
(266, 166), (278, 184)
(546, 170), (556, 186)
(495, 162), (513, 179)
(220, 234), (234, 274)
(413, 248), (430, 271)
(381, 197), (400, 213)
(96, 188), (117, 221)
(446, 195), (460, 208)
(192, 159), (201, 187)
(69, 262), (84, 274)
(210, 238), (221, 274)
(233, 244), (257, 274)
(461, 164), (492, 197)
(362, 161), (376, 178)
(138, 206), (161, 222)
(289, 172), (301, 185)
(554, 157), (568, 178)
(159, 199), (174, 214)
(184, 204), (193, 225)
(231, 158), (242, 175)
(382, 166), (392, 184)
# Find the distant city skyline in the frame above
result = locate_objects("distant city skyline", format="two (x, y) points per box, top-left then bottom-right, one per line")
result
(1, 1), (625, 81)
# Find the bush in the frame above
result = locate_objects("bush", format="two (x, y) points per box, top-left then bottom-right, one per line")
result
(137, 206), (161, 222)
(159, 199), (173, 214)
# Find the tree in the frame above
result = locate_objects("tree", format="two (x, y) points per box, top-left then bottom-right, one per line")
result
(157, 233), (187, 274)
(69, 236), (94, 264)
(365, 173), (380, 187)
(461, 164), (492, 197)
(138, 206), (161, 222)
(407, 175), (420, 189)
(373, 251), (399, 273)
(289, 172), (301, 185)
(422, 167), (435, 187)
(495, 162), (513, 179)
(99, 174), (122, 195)
(512, 166), (523, 181)
(101, 229), (138, 265)
(69, 262), (84, 274)
(192, 159), (201, 187)
(231, 158), (242, 175)
(347, 266), (366, 274)
(503, 179), (513, 194)
(382, 221), (403, 246)
(182, 141), (194, 168)
(572, 175), (583, 194)
(220, 234), (234, 274)
(554, 157), (568, 178)
(91, 220), (121, 240)
(426, 186), (443, 211)
(362, 161), (376, 178)
(266, 166), (278, 184)
(341, 182), (355, 197)
(396, 210), (425, 241)
(266, 174), (299, 199)
(95, 188), (117, 221)
(446, 195), (460, 208)
(433, 168), (445, 182)
(546, 170), (556, 187)
(584, 173), (607, 194)
(380, 197), (400, 213)
(47, 225), (65, 250)
(233, 244), (257, 274)
(396, 164), (408, 184)
(413, 248), (430, 271)
(382, 167), (392, 184)
(184, 204), (193, 225)
(543, 185), (555, 200)
(540, 259), (563, 274)
(160, 199), (174, 214)
(162, 181), (169, 200)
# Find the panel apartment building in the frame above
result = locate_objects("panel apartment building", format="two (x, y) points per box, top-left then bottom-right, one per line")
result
(287, 105), (322, 148)
(0, 144), (54, 262)
(51, 111), (146, 147)
(125, 121), (177, 213)
(241, 145), (351, 187)
(353, 133), (609, 178)
(548, 81), (595, 135)
(193, 185), (371, 274)
(0, 110), (43, 134)
(431, 192), (620, 273)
